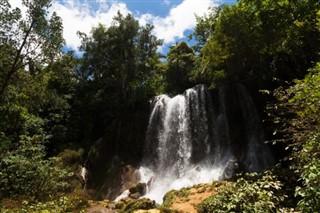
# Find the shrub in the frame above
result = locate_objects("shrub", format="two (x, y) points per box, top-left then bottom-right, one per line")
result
(0, 139), (73, 200)
(160, 187), (191, 212)
(295, 133), (320, 212)
(58, 148), (84, 166)
(289, 64), (320, 212)
(0, 191), (89, 213)
(198, 171), (284, 213)
(270, 63), (320, 212)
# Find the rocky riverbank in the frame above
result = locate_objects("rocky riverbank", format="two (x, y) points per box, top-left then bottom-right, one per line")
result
(86, 181), (226, 213)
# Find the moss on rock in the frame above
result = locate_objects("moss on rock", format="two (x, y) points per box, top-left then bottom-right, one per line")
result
(116, 197), (156, 213)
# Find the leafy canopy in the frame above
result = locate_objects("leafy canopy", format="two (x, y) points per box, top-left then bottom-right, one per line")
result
(195, 0), (320, 87)
(0, 0), (64, 97)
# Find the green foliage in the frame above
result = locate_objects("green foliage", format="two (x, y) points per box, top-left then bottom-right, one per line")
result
(288, 63), (320, 119)
(41, 53), (79, 152)
(166, 42), (196, 94)
(57, 148), (85, 189)
(161, 187), (191, 211)
(295, 134), (320, 212)
(286, 63), (320, 212)
(269, 62), (320, 212)
(198, 172), (284, 213)
(190, 6), (225, 52)
(0, 0), (65, 97)
(0, 52), (78, 154)
(0, 2), (79, 208)
(1, 191), (89, 213)
(0, 1), (318, 213)
(196, 0), (320, 87)
(0, 139), (73, 199)
(78, 12), (163, 107)
(74, 12), (164, 153)
(161, 190), (176, 209)
(0, 71), (46, 151)
(58, 148), (84, 167)
(174, 187), (190, 198)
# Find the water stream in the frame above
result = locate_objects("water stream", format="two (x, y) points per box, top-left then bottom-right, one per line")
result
(139, 84), (274, 203)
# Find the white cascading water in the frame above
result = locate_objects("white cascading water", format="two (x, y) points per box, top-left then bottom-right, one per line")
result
(138, 84), (274, 204)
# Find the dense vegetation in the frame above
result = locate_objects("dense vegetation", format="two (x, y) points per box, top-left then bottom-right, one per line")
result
(0, 0), (319, 212)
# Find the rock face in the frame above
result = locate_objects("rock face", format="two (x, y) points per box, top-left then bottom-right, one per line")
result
(96, 165), (140, 200)
(86, 107), (149, 193)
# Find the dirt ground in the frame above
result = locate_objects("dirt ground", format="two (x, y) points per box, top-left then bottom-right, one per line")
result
(169, 184), (218, 213)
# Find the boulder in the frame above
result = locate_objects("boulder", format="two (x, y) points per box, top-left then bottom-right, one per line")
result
(115, 198), (156, 213)
(222, 158), (239, 180)
(129, 192), (141, 199)
(96, 164), (141, 200)
(129, 183), (147, 199)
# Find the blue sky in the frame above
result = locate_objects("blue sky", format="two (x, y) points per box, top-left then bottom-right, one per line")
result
(9, 0), (236, 54)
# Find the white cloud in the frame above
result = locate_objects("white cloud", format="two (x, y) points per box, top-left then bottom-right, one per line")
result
(50, 1), (130, 50)
(8, 0), (217, 53)
(139, 0), (216, 47)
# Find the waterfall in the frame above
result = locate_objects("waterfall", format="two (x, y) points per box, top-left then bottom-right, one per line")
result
(236, 84), (275, 171)
(139, 84), (274, 203)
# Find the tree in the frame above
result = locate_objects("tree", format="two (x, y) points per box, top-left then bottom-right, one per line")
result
(166, 41), (196, 94)
(75, 12), (163, 149)
(196, 0), (320, 87)
(190, 5), (224, 53)
(0, 0), (64, 98)
(41, 52), (80, 153)
(76, 13), (164, 188)
(79, 12), (163, 107)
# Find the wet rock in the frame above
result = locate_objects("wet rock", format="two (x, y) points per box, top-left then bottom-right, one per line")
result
(222, 158), (239, 180)
(129, 183), (147, 198)
(129, 192), (141, 199)
(115, 198), (156, 213)
(147, 176), (155, 189)
(96, 164), (141, 200)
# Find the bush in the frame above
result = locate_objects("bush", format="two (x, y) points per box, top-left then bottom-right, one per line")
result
(198, 172), (284, 213)
(0, 194), (89, 213)
(58, 148), (84, 167)
(0, 139), (72, 200)
(159, 187), (191, 212)
(295, 133), (320, 212)
(271, 63), (320, 212)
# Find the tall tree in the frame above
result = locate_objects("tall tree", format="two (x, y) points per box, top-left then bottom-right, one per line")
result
(0, 0), (64, 98)
(79, 13), (163, 107)
(77, 13), (164, 187)
(166, 41), (196, 94)
(77, 12), (163, 144)
(195, 0), (320, 87)
(190, 5), (224, 53)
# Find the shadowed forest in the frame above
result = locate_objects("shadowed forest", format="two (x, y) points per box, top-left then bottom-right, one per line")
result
(0, 0), (319, 212)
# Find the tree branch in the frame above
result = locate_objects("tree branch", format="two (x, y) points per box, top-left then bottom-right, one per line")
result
(0, 20), (35, 98)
